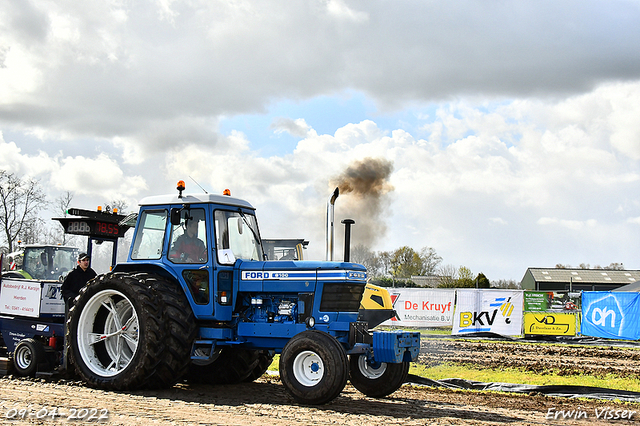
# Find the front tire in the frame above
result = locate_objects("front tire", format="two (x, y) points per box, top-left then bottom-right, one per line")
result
(349, 355), (409, 398)
(280, 330), (348, 405)
(67, 272), (195, 390)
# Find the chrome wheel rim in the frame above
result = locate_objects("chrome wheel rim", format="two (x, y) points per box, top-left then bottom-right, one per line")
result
(77, 289), (139, 377)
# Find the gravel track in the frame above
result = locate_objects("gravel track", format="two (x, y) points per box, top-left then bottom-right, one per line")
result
(0, 338), (639, 425)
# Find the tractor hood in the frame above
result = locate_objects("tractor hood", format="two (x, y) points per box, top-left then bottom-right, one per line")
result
(236, 260), (367, 293)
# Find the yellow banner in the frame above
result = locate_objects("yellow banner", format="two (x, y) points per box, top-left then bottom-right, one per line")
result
(524, 313), (577, 336)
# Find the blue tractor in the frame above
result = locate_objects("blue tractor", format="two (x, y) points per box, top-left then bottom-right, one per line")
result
(66, 181), (420, 404)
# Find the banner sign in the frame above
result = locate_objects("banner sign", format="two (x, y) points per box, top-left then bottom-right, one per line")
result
(524, 292), (548, 311)
(524, 291), (581, 312)
(524, 313), (577, 336)
(453, 289), (523, 336)
(381, 288), (455, 327)
(0, 278), (42, 318)
(40, 282), (65, 316)
(581, 292), (640, 340)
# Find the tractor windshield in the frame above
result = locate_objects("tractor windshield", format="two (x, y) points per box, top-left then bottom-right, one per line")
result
(214, 210), (263, 264)
(22, 246), (78, 280)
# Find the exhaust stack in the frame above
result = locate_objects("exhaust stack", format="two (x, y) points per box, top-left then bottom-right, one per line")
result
(341, 219), (355, 262)
(325, 187), (339, 261)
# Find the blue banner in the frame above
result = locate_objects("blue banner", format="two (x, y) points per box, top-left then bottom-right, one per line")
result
(581, 292), (640, 340)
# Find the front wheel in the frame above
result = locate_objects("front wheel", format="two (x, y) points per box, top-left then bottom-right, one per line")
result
(280, 330), (348, 405)
(349, 355), (409, 398)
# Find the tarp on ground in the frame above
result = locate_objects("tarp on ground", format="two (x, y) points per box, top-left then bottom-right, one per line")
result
(407, 375), (640, 403)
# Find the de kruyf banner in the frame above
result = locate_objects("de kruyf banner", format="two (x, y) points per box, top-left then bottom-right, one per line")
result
(581, 292), (640, 340)
(382, 288), (455, 327)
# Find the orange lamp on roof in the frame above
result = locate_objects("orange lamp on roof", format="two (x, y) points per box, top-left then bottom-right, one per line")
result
(177, 180), (186, 198)
(223, 189), (231, 196)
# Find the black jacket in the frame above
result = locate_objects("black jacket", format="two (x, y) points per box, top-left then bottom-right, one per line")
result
(61, 265), (97, 302)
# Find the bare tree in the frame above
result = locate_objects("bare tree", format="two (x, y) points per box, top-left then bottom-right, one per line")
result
(19, 217), (47, 244)
(103, 199), (129, 214)
(437, 264), (458, 288)
(54, 191), (75, 245)
(606, 262), (625, 270)
(0, 171), (47, 252)
(492, 279), (520, 289)
(377, 250), (392, 277)
(350, 244), (382, 276)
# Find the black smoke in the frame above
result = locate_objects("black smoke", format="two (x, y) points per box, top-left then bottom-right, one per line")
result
(330, 157), (394, 250)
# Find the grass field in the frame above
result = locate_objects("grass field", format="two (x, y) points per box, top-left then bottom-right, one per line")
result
(409, 362), (640, 392)
(267, 337), (640, 393)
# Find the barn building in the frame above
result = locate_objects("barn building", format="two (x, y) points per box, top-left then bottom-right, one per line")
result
(520, 268), (640, 292)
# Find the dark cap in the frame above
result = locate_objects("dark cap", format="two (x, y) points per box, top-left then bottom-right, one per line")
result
(78, 253), (90, 261)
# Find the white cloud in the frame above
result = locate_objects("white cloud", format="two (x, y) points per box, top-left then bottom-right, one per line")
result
(324, 0), (369, 22)
(271, 118), (312, 138)
(50, 154), (147, 198)
(537, 217), (598, 230)
(1, 1), (640, 280)
(1, 0), (639, 164)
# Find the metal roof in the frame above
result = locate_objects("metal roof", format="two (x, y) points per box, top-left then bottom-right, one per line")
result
(526, 267), (640, 284)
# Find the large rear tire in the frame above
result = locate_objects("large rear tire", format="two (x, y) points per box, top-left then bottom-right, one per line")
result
(349, 355), (409, 398)
(186, 347), (267, 384)
(67, 272), (195, 390)
(280, 330), (348, 405)
(243, 350), (274, 382)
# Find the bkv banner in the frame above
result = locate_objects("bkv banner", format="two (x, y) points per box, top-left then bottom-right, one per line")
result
(581, 292), (640, 340)
(453, 289), (523, 336)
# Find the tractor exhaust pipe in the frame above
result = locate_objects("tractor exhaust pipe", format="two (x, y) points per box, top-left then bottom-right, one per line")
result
(326, 187), (339, 261)
(341, 219), (355, 262)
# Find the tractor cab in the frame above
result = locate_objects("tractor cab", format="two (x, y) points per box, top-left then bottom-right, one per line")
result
(2, 245), (78, 281)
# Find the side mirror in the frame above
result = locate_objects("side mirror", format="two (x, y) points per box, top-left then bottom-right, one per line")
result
(237, 217), (243, 235)
(170, 208), (182, 226)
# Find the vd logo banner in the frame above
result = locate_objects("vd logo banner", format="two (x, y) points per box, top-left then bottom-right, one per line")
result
(524, 313), (577, 336)
(581, 292), (640, 340)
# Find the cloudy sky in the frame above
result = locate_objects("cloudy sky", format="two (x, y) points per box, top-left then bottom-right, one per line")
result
(2, 0), (640, 281)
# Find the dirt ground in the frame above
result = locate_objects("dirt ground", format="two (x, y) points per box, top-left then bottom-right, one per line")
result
(1, 338), (639, 425)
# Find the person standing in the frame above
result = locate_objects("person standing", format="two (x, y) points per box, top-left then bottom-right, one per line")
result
(61, 253), (97, 304)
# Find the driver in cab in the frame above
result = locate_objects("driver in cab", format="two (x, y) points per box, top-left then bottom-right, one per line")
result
(170, 218), (206, 263)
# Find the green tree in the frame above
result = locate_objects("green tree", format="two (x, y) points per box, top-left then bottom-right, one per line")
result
(475, 272), (491, 288)
(390, 246), (421, 278)
(389, 246), (442, 279)
(456, 266), (474, 288)
(437, 265), (477, 288)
